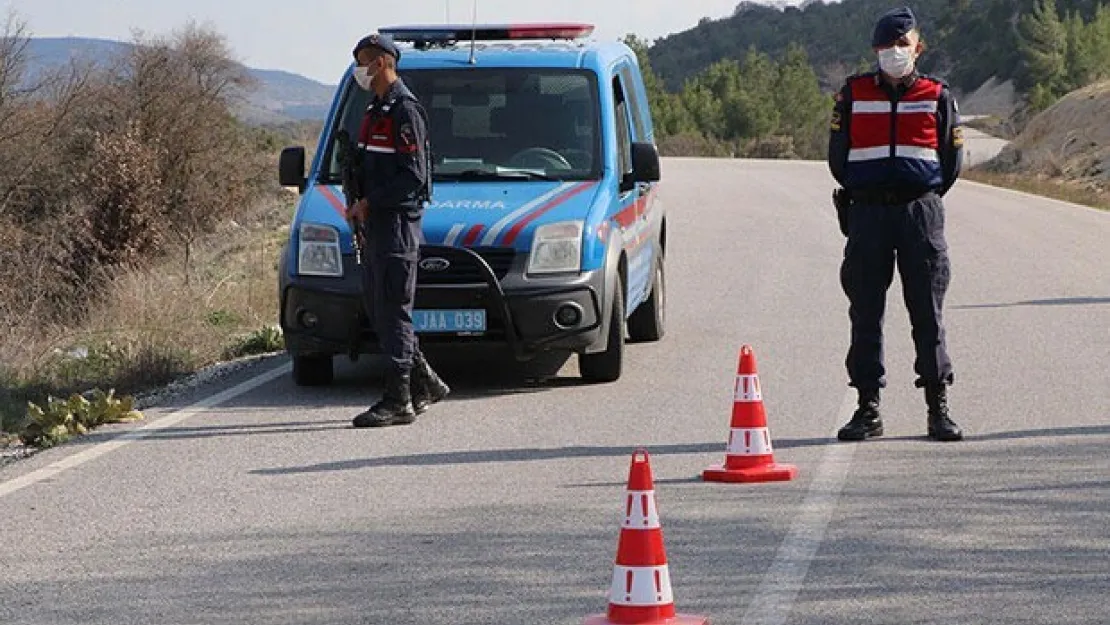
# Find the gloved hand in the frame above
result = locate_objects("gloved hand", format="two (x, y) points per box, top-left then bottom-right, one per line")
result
(832, 188), (852, 237)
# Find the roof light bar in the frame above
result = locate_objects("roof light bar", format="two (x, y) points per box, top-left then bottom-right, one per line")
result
(380, 23), (595, 44)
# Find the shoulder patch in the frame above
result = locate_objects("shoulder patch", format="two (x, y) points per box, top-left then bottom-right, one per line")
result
(397, 121), (419, 154)
(399, 122), (415, 144)
(830, 110), (842, 131)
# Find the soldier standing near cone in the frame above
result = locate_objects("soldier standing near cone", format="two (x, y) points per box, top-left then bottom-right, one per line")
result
(347, 33), (449, 428)
(828, 7), (965, 442)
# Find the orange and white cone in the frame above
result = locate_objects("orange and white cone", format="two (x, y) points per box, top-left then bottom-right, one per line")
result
(702, 345), (798, 484)
(584, 449), (710, 625)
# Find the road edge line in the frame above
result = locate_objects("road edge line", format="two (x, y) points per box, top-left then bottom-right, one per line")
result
(0, 362), (292, 500)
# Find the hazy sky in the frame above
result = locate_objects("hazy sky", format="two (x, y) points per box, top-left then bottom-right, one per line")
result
(1, 0), (810, 84)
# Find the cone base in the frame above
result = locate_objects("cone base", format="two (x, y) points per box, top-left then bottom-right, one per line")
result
(583, 613), (711, 625)
(701, 462), (797, 483)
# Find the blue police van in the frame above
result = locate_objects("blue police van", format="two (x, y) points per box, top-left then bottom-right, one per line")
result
(277, 23), (665, 386)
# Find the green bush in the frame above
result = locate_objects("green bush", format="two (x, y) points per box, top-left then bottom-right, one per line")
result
(21, 389), (144, 449)
(222, 325), (284, 360)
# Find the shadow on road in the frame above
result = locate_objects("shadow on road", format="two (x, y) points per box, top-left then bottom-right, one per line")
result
(247, 437), (839, 476)
(953, 296), (1110, 309)
(244, 421), (1110, 478)
(834, 423), (1110, 446)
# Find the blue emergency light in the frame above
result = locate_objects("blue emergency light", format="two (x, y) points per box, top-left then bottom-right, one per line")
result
(380, 23), (595, 46)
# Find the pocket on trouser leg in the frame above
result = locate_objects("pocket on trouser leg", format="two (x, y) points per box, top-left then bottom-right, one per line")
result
(926, 251), (951, 301)
(839, 240), (856, 297)
(916, 196), (951, 295)
(384, 257), (417, 367)
(384, 257), (417, 311)
(839, 259), (855, 299)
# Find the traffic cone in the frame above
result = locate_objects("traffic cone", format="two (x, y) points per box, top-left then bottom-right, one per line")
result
(584, 449), (710, 625)
(702, 345), (798, 484)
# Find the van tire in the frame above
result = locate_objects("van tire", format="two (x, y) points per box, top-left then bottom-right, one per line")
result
(628, 255), (665, 342)
(292, 353), (334, 387)
(579, 278), (624, 383)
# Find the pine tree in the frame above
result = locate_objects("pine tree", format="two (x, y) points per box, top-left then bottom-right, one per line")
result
(773, 43), (829, 159)
(1063, 10), (1093, 91)
(1087, 4), (1110, 82)
(1017, 0), (1068, 94)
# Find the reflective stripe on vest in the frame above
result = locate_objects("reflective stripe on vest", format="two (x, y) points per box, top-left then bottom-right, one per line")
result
(849, 145), (938, 162)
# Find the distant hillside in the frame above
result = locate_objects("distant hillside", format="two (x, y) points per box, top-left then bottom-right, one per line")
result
(24, 37), (336, 125)
(987, 80), (1110, 186)
(647, 0), (1108, 105)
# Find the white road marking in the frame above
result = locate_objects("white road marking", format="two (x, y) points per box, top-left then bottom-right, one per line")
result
(740, 390), (859, 625)
(0, 363), (292, 499)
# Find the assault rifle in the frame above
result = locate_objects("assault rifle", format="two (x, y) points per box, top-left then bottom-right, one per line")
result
(335, 129), (365, 264)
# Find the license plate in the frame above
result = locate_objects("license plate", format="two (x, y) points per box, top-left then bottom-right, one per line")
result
(413, 309), (488, 334)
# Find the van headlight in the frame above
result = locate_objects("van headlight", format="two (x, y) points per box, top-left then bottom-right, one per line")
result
(297, 223), (343, 277)
(527, 221), (583, 276)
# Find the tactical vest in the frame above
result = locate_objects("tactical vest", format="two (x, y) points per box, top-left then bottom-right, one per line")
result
(357, 90), (433, 208)
(843, 73), (944, 191)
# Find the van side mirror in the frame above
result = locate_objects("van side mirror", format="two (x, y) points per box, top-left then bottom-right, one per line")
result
(631, 142), (661, 183)
(279, 146), (307, 192)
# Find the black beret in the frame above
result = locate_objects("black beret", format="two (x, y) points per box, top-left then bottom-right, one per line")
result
(353, 33), (401, 62)
(872, 6), (917, 47)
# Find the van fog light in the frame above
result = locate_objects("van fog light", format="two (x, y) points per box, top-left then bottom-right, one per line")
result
(298, 309), (319, 329)
(554, 303), (583, 329)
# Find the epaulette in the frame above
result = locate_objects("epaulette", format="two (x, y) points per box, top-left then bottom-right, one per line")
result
(915, 73), (950, 88)
(381, 94), (401, 114)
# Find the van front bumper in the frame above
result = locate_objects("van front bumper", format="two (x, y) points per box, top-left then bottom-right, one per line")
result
(280, 245), (605, 361)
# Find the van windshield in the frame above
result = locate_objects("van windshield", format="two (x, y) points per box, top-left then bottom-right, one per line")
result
(321, 68), (602, 183)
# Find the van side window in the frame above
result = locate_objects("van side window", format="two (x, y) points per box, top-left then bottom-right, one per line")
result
(618, 65), (647, 140)
(611, 74), (633, 184)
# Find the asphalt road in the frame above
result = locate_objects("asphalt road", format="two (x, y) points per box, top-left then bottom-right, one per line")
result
(960, 126), (1009, 168)
(2, 156), (1108, 625)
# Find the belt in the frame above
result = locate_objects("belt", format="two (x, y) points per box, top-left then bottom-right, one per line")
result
(850, 187), (934, 205)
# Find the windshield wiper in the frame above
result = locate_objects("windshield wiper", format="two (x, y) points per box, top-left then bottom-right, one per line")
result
(437, 168), (557, 181)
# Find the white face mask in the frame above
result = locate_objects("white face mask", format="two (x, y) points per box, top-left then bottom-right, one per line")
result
(878, 45), (916, 78)
(353, 65), (376, 91)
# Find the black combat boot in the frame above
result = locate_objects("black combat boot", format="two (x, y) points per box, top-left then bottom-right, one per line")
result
(925, 384), (963, 441)
(353, 369), (416, 428)
(837, 388), (884, 441)
(410, 353), (450, 415)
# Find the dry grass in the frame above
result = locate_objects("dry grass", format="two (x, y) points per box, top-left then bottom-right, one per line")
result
(964, 168), (1110, 211)
(0, 196), (292, 436)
